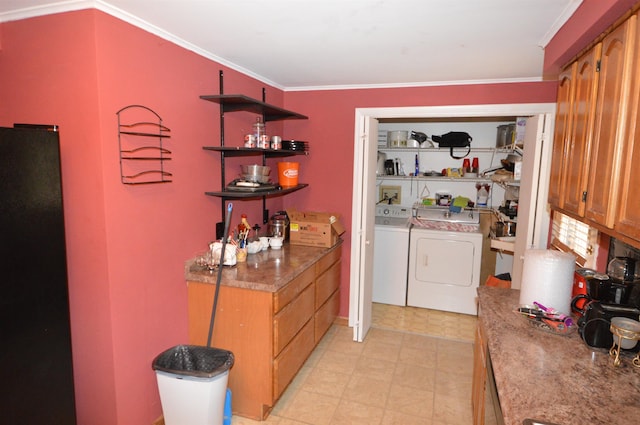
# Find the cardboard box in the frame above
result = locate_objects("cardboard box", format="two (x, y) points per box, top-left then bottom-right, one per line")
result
(287, 209), (346, 248)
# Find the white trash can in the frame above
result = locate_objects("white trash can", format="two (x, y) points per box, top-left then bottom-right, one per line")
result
(152, 345), (234, 425)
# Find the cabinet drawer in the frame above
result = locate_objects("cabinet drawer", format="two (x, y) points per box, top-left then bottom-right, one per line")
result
(315, 259), (341, 309)
(273, 266), (315, 313)
(315, 245), (342, 275)
(273, 283), (315, 356)
(273, 318), (315, 400)
(315, 288), (340, 343)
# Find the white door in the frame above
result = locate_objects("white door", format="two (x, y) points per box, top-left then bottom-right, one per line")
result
(511, 114), (554, 287)
(349, 115), (378, 341)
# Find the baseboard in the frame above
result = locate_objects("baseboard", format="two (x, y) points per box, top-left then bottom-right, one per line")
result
(334, 316), (348, 327)
(152, 415), (164, 425)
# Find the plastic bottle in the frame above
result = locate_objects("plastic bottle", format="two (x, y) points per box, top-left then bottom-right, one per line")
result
(237, 214), (251, 248)
(477, 186), (489, 207)
(237, 213), (250, 235)
(415, 154), (419, 175)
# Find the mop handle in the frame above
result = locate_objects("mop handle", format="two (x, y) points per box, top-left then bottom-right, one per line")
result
(207, 203), (233, 348)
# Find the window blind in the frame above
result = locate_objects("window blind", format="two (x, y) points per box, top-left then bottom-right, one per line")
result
(550, 211), (598, 267)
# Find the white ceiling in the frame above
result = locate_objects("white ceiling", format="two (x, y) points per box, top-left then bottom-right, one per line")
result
(0, 0), (581, 90)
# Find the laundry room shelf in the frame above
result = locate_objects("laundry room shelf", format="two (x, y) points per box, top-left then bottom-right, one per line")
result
(490, 237), (515, 253)
(377, 175), (493, 183)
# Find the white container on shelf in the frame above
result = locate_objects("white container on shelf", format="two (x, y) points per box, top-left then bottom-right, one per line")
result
(387, 130), (408, 147)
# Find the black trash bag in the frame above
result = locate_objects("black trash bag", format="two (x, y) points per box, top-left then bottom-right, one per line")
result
(152, 345), (234, 379)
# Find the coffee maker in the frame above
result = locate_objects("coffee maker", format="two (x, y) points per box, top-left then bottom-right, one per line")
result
(574, 257), (640, 349)
(607, 257), (640, 306)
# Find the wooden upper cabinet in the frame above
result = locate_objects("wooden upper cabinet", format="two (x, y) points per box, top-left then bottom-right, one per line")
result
(548, 63), (576, 209)
(562, 45), (601, 216)
(585, 16), (636, 228)
(616, 12), (640, 240)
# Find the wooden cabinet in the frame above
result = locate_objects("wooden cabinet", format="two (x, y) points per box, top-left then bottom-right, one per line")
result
(548, 63), (576, 209)
(472, 320), (503, 425)
(472, 323), (488, 425)
(563, 46), (601, 216)
(617, 13), (640, 241)
(550, 14), (640, 239)
(187, 245), (341, 420)
(585, 16), (636, 228)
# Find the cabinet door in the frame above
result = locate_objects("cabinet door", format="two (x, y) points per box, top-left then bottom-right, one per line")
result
(548, 63), (576, 209)
(563, 45), (601, 216)
(585, 17), (636, 228)
(616, 12), (640, 240)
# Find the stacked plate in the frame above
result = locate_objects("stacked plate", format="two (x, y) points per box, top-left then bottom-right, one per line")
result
(282, 140), (309, 153)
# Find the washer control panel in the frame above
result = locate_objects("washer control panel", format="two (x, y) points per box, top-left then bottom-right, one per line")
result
(375, 205), (411, 218)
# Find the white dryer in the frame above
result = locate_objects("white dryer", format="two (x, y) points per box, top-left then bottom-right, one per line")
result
(373, 205), (411, 306)
(407, 207), (482, 315)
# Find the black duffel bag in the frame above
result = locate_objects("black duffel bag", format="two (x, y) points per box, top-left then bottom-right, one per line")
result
(432, 132), (472, 159)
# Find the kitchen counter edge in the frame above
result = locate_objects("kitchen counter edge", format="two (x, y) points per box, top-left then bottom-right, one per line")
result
(184, 241), (342, 292)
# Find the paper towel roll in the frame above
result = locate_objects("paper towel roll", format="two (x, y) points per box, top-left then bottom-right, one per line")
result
(519, 249), (576, 315)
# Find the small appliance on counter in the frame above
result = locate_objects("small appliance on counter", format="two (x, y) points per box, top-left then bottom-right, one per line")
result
(268, 211), (290, 240)
(571, 268), (597, 314)
(605, 256), (640, 307)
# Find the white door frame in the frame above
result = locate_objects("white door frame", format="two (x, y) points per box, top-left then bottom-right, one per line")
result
(349, 103), (556, 341)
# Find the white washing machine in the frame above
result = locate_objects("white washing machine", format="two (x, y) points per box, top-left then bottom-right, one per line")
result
(373, 205), (411, 306)
(407, 207), (482, 315)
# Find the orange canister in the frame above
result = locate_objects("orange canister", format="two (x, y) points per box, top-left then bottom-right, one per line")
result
(277, 162), (299, 187)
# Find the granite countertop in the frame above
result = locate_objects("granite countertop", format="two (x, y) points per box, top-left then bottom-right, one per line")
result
(478, 286), (640, 425)
(184, 241), (341, 292)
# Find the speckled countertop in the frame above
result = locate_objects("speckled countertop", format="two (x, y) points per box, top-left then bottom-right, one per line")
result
(184, 241), (341, 292)
(478, 287), (640, 425)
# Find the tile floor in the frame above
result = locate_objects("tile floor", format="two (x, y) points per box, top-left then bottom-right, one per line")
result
(231, 303), (478, 425)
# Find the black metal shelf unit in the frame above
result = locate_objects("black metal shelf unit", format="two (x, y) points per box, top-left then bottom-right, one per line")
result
(202, 71), (309, 236)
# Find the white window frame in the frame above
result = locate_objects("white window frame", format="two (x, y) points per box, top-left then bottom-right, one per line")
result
(550, 211), (598, 268)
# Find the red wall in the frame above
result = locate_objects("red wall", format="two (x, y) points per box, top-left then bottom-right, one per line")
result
(0, 10), (287, 425)
(282, 83), (557, 318)
(0, 3), (620, 424)
(544, 0), (639, 77)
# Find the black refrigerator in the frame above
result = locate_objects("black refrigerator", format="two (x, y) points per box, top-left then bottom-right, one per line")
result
(0, 125), (77, 424)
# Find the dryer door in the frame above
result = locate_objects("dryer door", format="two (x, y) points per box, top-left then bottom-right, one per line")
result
(413, 235), (476, 287)
(408, 229), (482, 315)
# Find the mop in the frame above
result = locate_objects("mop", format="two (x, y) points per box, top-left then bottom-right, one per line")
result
(152, 203), (235, 425)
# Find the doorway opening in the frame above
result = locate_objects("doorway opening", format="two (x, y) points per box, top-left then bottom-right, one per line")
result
(349, 104), (556, 341)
